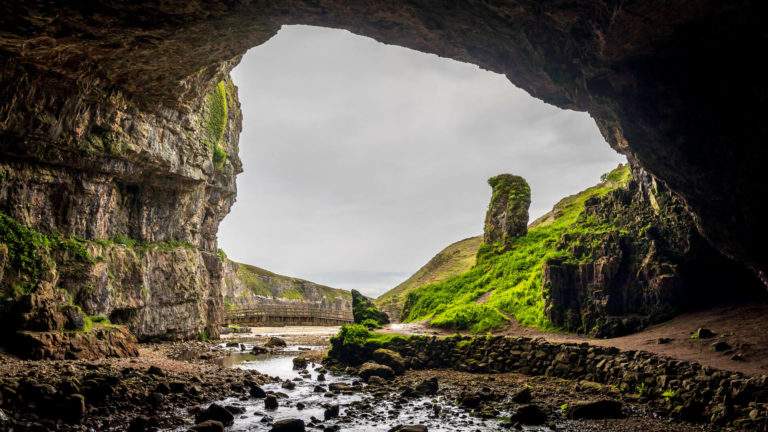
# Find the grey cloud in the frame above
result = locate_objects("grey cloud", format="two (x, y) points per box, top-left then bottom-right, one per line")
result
(219, 25), (625, 297)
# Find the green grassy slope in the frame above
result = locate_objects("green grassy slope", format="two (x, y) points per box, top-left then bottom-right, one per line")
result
(400, 165), (631, 333)
(375, 236), (482, 320)
(232, 260), (350, 301)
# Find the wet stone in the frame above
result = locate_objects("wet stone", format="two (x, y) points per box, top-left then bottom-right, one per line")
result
(270, 418), (305, 432)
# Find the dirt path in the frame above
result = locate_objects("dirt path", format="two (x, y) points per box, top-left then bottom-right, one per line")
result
(385, 303), (768, 376)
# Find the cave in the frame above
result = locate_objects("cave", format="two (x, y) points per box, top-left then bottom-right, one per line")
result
(2, 2), (768, 430)
(2, 1), (766, 283)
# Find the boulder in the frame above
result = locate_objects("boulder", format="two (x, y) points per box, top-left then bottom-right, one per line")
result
(510, 387), (532, 403)
(324, 404), (340, 420)
(270, 418), (305, 432)
(510, 404), (547, 425)
(195, 403), (235, 426)
(189, 420), (225, 432)
(249, 385), (267, 398)
(388, 425), (427, 432)
(414, 377), (438, 396)
(358, 362), (395, 382)
(372, 349), (406, 374)
(264, 395), (278, 410)
(264, 337), (287, 348)
(568, 399), (623, 419)
(292, 357), (308, 370)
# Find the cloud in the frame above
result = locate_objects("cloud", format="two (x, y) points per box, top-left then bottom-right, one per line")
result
(219, 25), (625, 297)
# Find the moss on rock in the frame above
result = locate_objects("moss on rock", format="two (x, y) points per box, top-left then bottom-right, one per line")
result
(484, 174), (531, 248)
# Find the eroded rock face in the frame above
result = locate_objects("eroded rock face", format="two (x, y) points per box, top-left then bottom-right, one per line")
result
(543, 165), (763, 337)
(0, 58), (241, 344)
(483, 174), (530, 248)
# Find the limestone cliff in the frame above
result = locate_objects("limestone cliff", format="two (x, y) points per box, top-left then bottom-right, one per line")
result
(221, 259), (352, 326)
(0, 58), (242, 348)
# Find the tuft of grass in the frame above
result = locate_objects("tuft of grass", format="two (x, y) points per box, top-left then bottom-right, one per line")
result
(402, 165), (631, 333)
(204, 80), (229, 169)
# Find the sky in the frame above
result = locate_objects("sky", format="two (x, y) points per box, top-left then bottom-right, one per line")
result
(219, 25), (625, 298)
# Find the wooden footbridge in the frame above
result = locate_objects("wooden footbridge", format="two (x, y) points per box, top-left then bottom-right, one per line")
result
(224, 296), (353, 326)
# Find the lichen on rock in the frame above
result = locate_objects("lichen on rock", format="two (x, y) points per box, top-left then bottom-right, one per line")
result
(483, 174), (531, 249)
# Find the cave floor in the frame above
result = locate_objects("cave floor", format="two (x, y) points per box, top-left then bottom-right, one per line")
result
(386, 303), (768, 376)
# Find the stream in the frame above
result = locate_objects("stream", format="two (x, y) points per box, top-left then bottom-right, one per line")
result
(190, 341), (552, 432)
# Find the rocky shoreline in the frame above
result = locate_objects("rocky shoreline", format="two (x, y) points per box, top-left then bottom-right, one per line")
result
(325, 328), (768, 431)
(0, 343), (273, 432)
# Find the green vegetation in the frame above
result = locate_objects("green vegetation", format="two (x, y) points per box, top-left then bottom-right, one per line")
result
(93, 235), (194, 255)
(360, 318), (383, 330)
(662, 389), (678, 401)
(204, 80), (229, 170)
(0, 211), (93, 298)
(81, 314), (113, 332)
(401, 165), (631, 333)
(352, 289), (390, 326)
(328, 324), (408, 361)
(375, 236), (482, 320)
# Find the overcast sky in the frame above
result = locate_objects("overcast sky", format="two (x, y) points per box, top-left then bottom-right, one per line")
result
(219, 25), (625, 297)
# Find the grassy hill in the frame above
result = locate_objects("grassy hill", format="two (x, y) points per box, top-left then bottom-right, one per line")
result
(375, 236), (482, 321)
(397, 165), (631, 333)
(225, 260), (350, 302)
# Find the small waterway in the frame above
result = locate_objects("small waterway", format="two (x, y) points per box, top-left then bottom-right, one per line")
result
(196, 341), (552, 432)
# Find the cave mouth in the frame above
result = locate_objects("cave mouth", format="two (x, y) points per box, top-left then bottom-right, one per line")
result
(217, 24), (626, 298)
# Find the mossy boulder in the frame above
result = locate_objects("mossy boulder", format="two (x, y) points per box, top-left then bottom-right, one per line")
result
(358, 362), (395, 382)
(483, 174), (531, 248)
(372, 348), (406, 374)
(351, 290), (389, 326)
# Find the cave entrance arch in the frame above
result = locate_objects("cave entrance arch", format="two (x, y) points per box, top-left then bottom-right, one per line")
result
(4, 2), (765, 282)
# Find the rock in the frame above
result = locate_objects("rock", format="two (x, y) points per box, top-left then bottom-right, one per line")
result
(195, 403), (235, 426)
(264, 337), (287, 348)
(313, 385), (326, 393)
(510, 404), (547, 425)
(57, 393), (86, 423)
(293, 357), (308, 370)
(190, 420), (225, 432)
(510, 387), (532, 403)
(296, 402), (305, 410)
(147, 366), (165, 376)
(127, 415), (152, 432)
(358, 362), (395, 382)
(414, 377), (438, 396)
(316, 373), (326, 382)
(388, 425), (427, 432)
(252, 345), (269, 355)
(324, 404), (340, 420)
(367, 376), (387, 386)
(264, 395), (279, 410)
(483, 174), (530, 247)
(225, 342), (240, 347)
(249, 385), (267, 398)
(270, 418), (305, 432)
(712, 341), (732, 352)
(372, 349), (406, 374)
(281, 380), (296, 390)
(568, 399), (623, 419)
(657, 337), (673, 344)
(692, 328), (716, 339)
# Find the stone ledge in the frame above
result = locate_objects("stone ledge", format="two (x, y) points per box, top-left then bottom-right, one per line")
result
(10, 327), (139, 360)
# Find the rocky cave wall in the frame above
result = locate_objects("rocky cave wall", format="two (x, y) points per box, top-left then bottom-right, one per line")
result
(0, 1), (766, 345)
(1, 1), (765, 282)
(0, 58), (242, 342)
